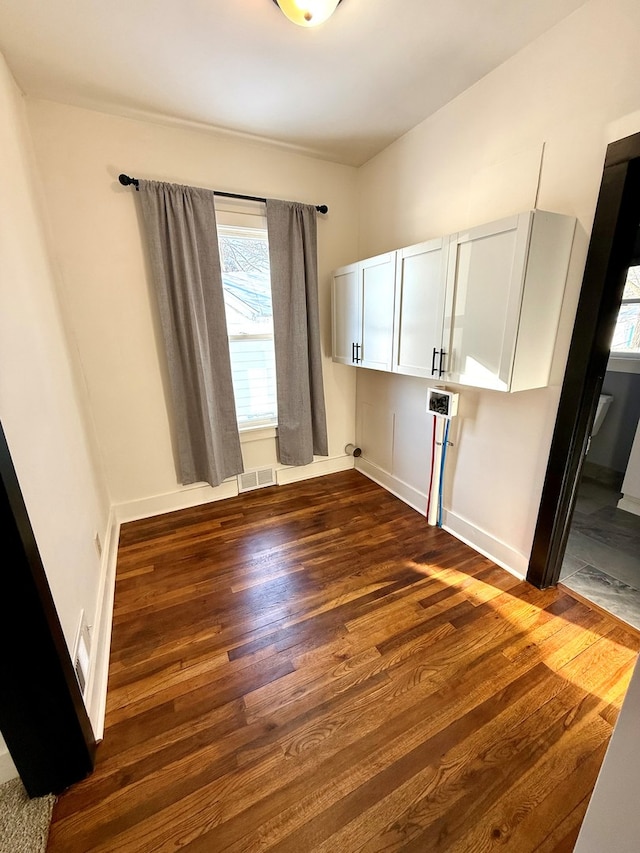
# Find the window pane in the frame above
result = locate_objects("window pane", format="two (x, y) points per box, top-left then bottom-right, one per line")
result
(228, 338), (277, 427)
(218, 228), (277, 427)
(611, 302), (640, 353)
(624, 265), (640, 299)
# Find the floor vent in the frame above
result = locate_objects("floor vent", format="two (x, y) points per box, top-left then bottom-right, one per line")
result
(238, 467), (277, 493)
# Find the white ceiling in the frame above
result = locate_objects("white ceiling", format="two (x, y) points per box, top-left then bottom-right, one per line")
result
(0, 0), (589, 166)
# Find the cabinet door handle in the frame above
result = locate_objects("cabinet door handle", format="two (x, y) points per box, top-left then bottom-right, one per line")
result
(351, 342), (355, 363)
(431, 347), (438, 376)
(355, 342), (361, 363)
(438, 349), (446, 377)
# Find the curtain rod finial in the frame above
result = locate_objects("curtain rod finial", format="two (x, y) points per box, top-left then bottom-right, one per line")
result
(119, 174), (139, 189)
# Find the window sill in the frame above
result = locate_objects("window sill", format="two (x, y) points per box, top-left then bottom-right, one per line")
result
(239, 425), (278, 443)
(607, 355), (640, 375)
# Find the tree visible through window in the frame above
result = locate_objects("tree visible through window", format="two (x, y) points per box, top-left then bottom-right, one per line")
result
(218, 223), (277, 429)
(611, 265), (640, 354)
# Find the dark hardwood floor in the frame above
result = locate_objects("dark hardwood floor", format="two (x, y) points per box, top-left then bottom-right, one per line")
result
(46, 470), (640, 851)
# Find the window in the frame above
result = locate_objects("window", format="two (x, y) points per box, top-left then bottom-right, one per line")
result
(611, 265), (640, 355)
(217, 209), (277, 430)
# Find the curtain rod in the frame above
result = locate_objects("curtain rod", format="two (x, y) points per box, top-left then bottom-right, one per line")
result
(118, 174), (328, 214)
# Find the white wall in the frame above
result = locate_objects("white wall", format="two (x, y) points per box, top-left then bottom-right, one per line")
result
(0, 733), (17, 785)
(588, 370), (640, 475)
(0, 55), (109, 653)
(24, 101), (359, 515)
(355, 0), (640, 576)
(619, 421), (640, 516)
(0, 53), (110, 762)
(574, 655), (640, 852)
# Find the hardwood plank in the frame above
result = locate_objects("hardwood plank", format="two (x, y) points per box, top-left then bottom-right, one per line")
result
(224, 667), (577, 853)
(46, 470), (640, 852)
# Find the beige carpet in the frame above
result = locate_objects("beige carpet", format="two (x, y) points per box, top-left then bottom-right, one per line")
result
(0, 778), (55, 853)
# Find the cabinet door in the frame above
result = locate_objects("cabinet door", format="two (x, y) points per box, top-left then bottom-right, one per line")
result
(331, 263), (361, 365)
(443, 213), (531, 391)
(393, 238), (448, 378)
(360, 252), (396, 371)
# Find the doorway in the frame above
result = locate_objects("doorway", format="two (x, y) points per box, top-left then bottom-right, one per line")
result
(527, 132), (640, 616)
(557, 259), (640, 627)
(0, 421), (95, 796)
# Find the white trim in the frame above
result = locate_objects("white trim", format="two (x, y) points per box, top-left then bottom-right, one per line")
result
(84, 507), (119, 741)
(607, 355), (640, 375)
(355, 457), (427, 516)
(114, 460), (355, 521)
(240, 425), (278, 443)
(442, 509), (527, 579)
(113, 480), (239, 525)
(55, 96), (332, 164)
(355, 457), (527, 579)
(0, 742), (18, 785)
(276, 454), (353, 486)
(617, 495), (640, 517)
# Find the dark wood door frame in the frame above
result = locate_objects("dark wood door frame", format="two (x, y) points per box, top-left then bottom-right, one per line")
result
(527, 132), (640, 589)
(0, 421), (95, 796)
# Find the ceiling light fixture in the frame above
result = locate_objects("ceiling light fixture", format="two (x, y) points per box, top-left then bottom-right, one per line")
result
(272, 0), (343, 28)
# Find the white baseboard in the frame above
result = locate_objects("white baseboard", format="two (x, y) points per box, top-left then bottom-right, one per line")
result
(618, 495), (640, 517)
(113, 479), (240, 525)
(355, 457), (427, 516)
(276, 454), (354, 486)
(84, 507), (119, 741)
(0, 742), (18, 785)
(355, 457), (527, 580)
(442, 510), (527, 579)
(114, 457), (356, 524)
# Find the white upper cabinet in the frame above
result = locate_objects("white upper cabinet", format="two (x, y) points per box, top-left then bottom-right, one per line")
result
(331, 252), (396, 371)
(360, 253), (396, 371)
(331, 263), (361, 365)
(392, 238), (448, 379)
(443, 210), (576, 392)
(331, 209), (575, 392)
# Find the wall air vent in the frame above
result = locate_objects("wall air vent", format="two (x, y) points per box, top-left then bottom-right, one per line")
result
(237, 467), (277, 493)
(72, 611), (91, 697)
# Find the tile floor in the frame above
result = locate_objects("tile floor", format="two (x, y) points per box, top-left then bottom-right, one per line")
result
(560, 477), (640, 631)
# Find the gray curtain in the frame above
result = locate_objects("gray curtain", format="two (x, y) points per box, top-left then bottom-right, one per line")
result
(137, 180), (243, 487)
(266, 199), (328, 466)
